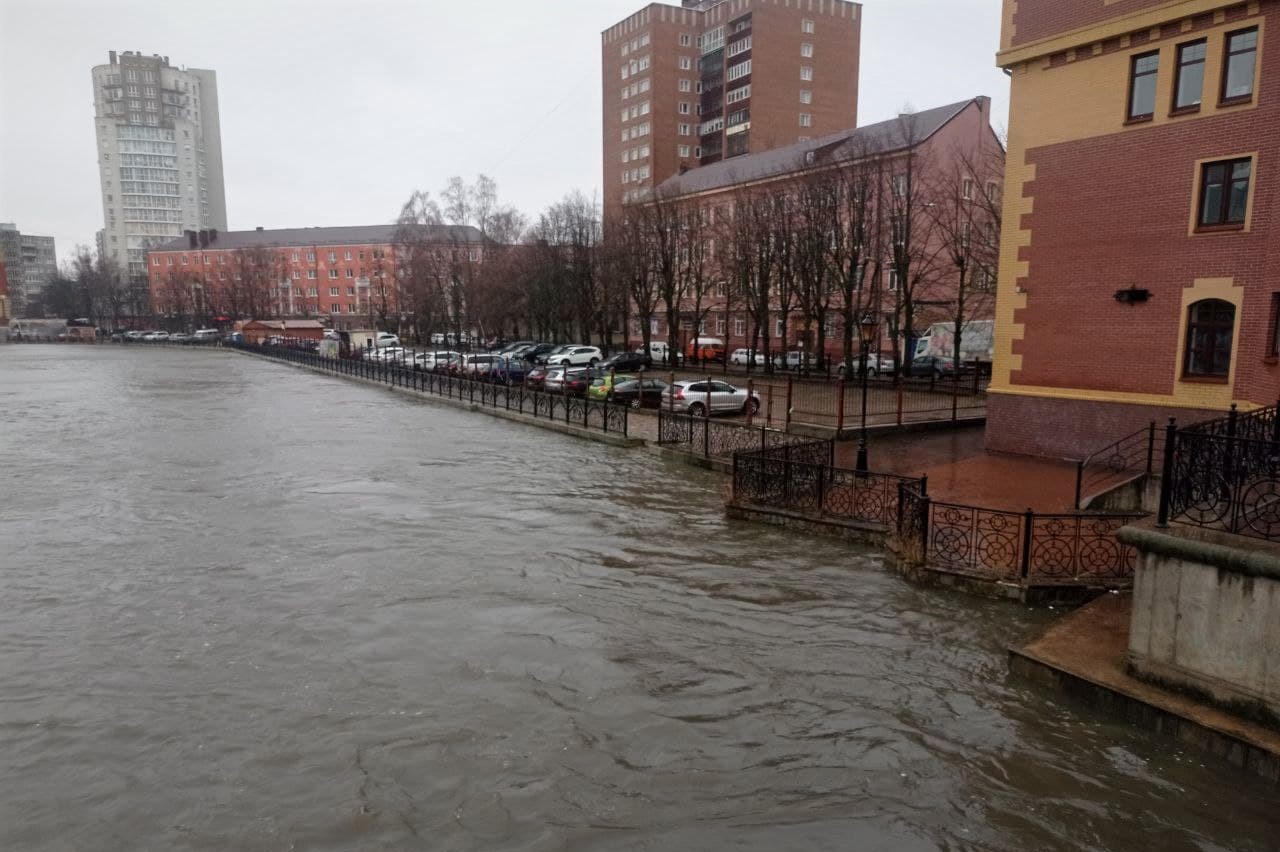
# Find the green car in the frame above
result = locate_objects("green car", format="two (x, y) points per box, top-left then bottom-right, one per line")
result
(586, 373), (637, 401)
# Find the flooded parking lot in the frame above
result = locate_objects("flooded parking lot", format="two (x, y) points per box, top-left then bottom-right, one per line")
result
(0, 345), (1275, 851)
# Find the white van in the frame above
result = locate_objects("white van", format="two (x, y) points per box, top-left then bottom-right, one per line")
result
(193, 328), (220, 342)
(643, 341), (682, 366)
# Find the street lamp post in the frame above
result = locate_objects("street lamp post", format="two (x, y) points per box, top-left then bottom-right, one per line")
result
(855, 315), (879, 474)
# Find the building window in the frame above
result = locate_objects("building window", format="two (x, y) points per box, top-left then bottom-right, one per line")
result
(802, 19), (815, 34)
(679, 123), (691, 136)
(680, 33), (691, 47)
(329, 287), (339, 297)
(181, 254), (188, 265)
(727, 60), (752, 81)
(1173, 39), (1207, 111)
(151, 256), (159, 266)
(799, 89), (812, 104)
(679, 56), (692, 70)
(307, 251), (316, 261)
(679, 78), (692, 92)
(1128, 51), (1159, 121)
(694, 146), (702, 157)
(962, 177), (975, 200)
(679, 101), (691, 114)
(801, 43), (814, 58)
(292, 270), (300, 279)
(799, 113), (812, 127)
(734, 318), (746, 337)
(679, 144), (691, 157)
(716, 318), (726, 334)
(888, 269), (900, 291)
(892, 174), (907, 198)
(800, 66), (813, 81)
(346, 269), (354, 278)
(328, 269), (338, 279)
(1221, 27), (1259, 104)
(1184, 299), (1235, 378)
(1198, 157), (1252, 228)
(307, 270), (317, 279)
(1271, 294), (1280, 357)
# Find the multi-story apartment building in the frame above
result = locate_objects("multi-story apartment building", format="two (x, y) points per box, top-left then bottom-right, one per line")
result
(91, 50), (227, 281)
(146, 225), (483, 329)
(602, 0), (861, 220)
(0, 223), (57, 317)
(0, 247), (10, 326)
(627, 97), (1003, 362)
(986, 0), (1276, 460)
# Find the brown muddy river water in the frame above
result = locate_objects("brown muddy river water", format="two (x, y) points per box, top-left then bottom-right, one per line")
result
(1, 345), (1275, 850)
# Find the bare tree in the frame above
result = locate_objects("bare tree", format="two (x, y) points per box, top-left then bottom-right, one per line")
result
(883, 112), (941, 372)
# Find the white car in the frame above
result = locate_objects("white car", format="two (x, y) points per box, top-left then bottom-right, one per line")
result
(554, 346), (602, 366)
(729, 348), (767, 367)
(660, 380), (761, 417)
(837, 354), (896, 378)
(375, 332), (400, 348)
(366, 346), (409, 363)
(193, 328), (220, 342)
(142, 331), (169, 341)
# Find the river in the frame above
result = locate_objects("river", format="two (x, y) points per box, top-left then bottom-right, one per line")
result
(0, 345), (1274, 851)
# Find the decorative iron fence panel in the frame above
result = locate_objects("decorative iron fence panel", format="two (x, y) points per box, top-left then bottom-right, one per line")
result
(1163, 429), (1280, 541)
(657, 409), (821, 462)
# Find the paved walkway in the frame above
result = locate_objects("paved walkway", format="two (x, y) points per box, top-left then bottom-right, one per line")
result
(833, 425), (1080, 512)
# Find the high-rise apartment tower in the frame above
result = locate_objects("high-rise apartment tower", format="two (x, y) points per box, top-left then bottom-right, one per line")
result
(602, 0), (861, 218)
(91, 50), (227, 279)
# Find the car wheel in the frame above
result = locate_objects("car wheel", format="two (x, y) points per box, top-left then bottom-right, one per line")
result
(561, 359), (571, 366)
(629, 398), (643, 410)
(588, 357), (598, 365)
(744, 398), (760, 415)
(689, 402), (707, 418)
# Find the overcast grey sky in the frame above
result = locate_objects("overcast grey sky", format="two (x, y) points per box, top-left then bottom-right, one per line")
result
(0, 0), (1008, 263)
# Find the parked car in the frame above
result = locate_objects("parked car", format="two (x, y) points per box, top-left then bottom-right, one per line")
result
(168, 332), (192, 343)
(460, 354), (499, 377)
(497, 340), (536, 356)
(124, 330), (147, 341)
(586, 373), (637, 401)
(366, 346), (410, 364)
(554, 346), (603, 367)
(536, 344), (577, 364)
(560, 368), (596, 396)
(661, 380), (761, 417)
(542, 367), (569, 394)
(525, 365), (552, 390)
(522, 343), (558, 363)
(490, 357), (528, 384)
(373, 332), (400, 349)
(193, 328), (221, 342)
(729, 348), (767, 367)
(837, 354), (896, 378)
(773, 350), (818, 371)
(143, 331), (169, 341)
(643, 341), (682, 366)
(905, 354), (961, 378)
(592, 377), (668, 409)
(600, 351), (651, 372)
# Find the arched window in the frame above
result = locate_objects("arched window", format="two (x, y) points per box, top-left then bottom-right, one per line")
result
(1184, 299), (1235, 378)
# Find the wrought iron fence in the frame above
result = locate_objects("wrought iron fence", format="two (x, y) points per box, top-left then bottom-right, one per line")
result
(1074, 421), (1164, 509)
(231, 342), (629, 436)
(731, 442), (1142, 587)
(657, 408), (822, 461)
(731, 441), (919, 529)
(1159, 424), (1280, 541)
(918, 501), (1142, 585)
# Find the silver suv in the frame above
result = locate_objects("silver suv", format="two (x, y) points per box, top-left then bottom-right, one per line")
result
(660, 380), (760, 417)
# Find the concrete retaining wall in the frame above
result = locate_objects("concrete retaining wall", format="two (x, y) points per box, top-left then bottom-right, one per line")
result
(1121, 523), (1280, 724)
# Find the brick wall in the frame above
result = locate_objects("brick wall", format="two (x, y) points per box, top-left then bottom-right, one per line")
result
(1010, 0), (1178, 48)
(1010, 3), (1278, 407)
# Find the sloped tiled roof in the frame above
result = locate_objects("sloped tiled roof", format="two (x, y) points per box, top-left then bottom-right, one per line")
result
(153, 223), (484, 252)
(653, 99), (978, 199)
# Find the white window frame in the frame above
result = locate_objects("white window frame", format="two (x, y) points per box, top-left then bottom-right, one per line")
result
(800, 66), (813, 81)
(801, 43), (814, 58)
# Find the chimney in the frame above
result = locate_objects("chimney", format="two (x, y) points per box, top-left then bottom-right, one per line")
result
(186, 230), (198, 248)
(109, 50), (117, 64)
(256, 226), (264, 232)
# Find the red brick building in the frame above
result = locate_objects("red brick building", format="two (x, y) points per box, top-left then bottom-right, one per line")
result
(987, 0), (1277, 460)
(603, 0), (862, 220)
(146, 224), (483, 329)
(0, 249), (10, 326)
(628, 97), (1003, 363)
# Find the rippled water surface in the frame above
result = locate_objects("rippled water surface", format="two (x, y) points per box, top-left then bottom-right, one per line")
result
(1, 345), (1275, 851)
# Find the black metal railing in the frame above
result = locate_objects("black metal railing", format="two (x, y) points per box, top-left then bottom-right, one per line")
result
(1074, 421), (1164, 509)
(731, 440), (918, 529)
(231, 342), (629, 437)
(657, 408), (820, 461)
(1159, 405), (1280, 541)
(732, 444), (1143, 587)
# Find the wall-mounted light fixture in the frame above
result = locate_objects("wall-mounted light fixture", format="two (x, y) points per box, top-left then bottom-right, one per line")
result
(1114, 286), (1151, 305)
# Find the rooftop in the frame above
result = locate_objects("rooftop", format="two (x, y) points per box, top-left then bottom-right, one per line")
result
(653, 98), (980, 199)
(152, 224), (485, 252)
